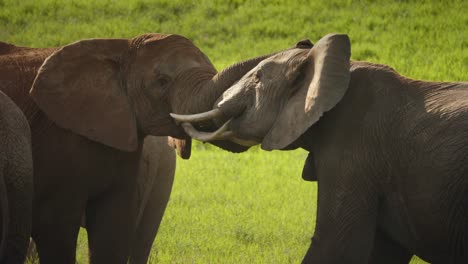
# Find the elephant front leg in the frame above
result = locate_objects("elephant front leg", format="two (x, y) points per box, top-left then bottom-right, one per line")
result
(368, 228), (413, 264)
(32, 195), (85, 264)
(129, 149), (175, 264)
(302, 176), (379, 264)
(86, 183), (139, 264)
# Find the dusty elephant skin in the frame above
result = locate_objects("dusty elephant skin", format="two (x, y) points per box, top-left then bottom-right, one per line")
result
(0, 33), (310, 264)
(0, 91), (33, 263)
(26, 136), (175, 264)
(175, 34), (468, 264)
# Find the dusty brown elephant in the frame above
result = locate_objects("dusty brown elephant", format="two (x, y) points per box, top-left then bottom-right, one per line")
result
(0, 91), (33, 263)
(0, 34), (310, 263)
(129, 136), (175, 263)
(26, 136), (174, 264)
(174, 34), (468, 264)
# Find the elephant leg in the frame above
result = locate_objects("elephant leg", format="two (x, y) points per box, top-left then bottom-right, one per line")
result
(302, 177), (379, 264)
(86, 182), (138, 264)
(2, 156), (33, 264)
(32, 197), (84, 264)
(368, 228), (412, 264)
(129, 145), (175, 264)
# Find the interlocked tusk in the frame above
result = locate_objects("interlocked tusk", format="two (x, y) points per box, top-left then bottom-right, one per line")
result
(180, 119), (234, 142)
(170, 109), (223, 124)
(229, 137), (260, 147)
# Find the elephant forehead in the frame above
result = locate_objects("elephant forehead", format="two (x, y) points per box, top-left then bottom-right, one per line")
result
(155, 59), (203, 75)
(136, 43), (210, 75)
(256, 49), (309, 77)
(142, 33), (171, 42)
(262, 48), (308, 67)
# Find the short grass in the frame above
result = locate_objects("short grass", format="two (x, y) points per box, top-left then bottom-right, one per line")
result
(2, 0), (466, 263)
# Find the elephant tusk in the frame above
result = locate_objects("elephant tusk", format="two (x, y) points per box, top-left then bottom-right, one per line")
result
(180, 119), (234, 142)
(170, 109), (224, 124)
(180, 119), (260, 147)
(229, 137), (260, 147)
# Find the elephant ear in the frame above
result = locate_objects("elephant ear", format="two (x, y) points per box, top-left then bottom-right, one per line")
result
(261, 34), (351, 150)
(30, 38), (139, 152)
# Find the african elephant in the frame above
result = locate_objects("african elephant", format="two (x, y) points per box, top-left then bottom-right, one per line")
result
(0, 34), (309, 263)
(0, 91), (33, 263)
(26, 135), (175, 264)
(173, 34), (468, 264)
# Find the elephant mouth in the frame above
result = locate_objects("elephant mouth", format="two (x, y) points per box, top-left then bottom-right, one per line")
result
(145, 116), (188, 139)
(170, 109), (260, 146)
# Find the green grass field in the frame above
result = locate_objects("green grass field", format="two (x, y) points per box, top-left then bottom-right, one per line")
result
(2, 0), (467, 263)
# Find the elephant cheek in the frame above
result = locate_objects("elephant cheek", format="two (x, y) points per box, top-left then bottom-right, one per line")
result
(145, 118), (187, 139)
(229, 115), (265, 143)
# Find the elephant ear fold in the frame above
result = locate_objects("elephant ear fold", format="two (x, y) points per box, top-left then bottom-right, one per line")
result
(30, 38), (139, 152)
(168, 137), (192, 159)
(262, 34), (351, 150)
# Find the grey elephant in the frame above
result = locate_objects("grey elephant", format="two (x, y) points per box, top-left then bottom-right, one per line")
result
(0, 91), (33, 263)
(173, 34), (468, 264)
(0, 34), (309, 263)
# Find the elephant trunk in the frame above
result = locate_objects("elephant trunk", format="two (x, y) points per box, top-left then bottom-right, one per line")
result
(202, 41), (313, 111)
(175, 39), (314, 121)
(174, 52), (288, 118)
(172, 40), (313, 152)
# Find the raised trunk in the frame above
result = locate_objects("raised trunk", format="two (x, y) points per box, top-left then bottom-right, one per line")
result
(176, 41), (314, 116)
(170, 42), (313, 153)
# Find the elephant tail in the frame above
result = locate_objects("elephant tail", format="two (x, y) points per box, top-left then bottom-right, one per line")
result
(0, 173), (9, 261)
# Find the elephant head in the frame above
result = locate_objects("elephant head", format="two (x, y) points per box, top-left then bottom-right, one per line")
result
(171, 34), (351, 150)
(30, 34), (312, 158)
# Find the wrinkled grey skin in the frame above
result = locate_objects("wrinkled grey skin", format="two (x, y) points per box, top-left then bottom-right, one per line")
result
(0, 91), (33, 264)
(179, 34), (468, 264)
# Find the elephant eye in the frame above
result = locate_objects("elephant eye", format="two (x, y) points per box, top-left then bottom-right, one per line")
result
(254, 70), (263, 80)
(156, 74), (171, 88)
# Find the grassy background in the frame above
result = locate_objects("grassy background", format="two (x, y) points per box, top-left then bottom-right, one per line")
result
(2, 0), (466, 263)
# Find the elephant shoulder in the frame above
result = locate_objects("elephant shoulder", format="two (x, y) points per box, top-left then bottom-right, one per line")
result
(0, 91), (30, 143)
(0, 91), (23, 121)
(350, 61), (398, 76)
(349, 60), (402, 87)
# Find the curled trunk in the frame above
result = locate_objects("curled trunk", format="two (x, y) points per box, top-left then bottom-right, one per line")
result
(173, 41), (313, 152)
(180, 40), (314, 116)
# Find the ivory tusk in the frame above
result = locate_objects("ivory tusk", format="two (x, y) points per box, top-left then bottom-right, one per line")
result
(170, 109), (223, 124)
(180, 119), (233, 142)
(180, 119), (260, 147)
(229, 137), (260, 147)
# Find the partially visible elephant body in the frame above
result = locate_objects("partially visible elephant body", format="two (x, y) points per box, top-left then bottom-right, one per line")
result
(26, 136), (175, 263)
(176, 34), (468, 263)
(0, 91), (33, 263)
(298, 62), (468, 264)
(121, 136), (175, 264)
(0, 38), (180, 264)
